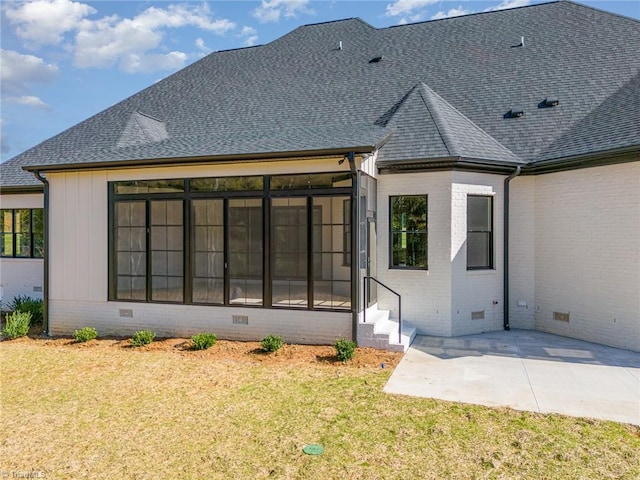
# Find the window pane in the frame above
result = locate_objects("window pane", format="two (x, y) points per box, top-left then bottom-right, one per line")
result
(390, 196), (427, 268)
(229, 198), (263, 305)
(271, 198), (307, 307)
(270, 173), (352, 190)
(115, 179), (184, 194)
(468, 196), (491, 231)
(191, 176), (263, 192)
(1, 210), (13, 256)
(32, 209), (44, 258)
(114, 201), (147, 300)
(191, 199), (224, 304)
(467, 196), (493, 269)
(467, 232), (491, 268)
(150, 200), (183, 302)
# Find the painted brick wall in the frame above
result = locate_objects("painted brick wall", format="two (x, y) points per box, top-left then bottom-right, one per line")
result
(508, 176), (536, 330)
(450, 172), (504, 336)
(49, 300), (351, 345)
(0, 259), (43, 304)
(534, 162), (640, 352)
(376, 170), (453, 336)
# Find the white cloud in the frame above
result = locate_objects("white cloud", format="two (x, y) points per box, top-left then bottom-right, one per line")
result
(385, 0), (438, 17)
(118, 51), (188, 74)
(239, 26), (258, 47)
(5, 1), (238, 74)
(252, 0), (313, 23)
(72, 3), (236, 72)
(485, 0), (531, 12)
(5, 95), (51, 110)
(4, 0), (95, 47)
(431, 7), (470, 20)
(0, 49), (58, 96)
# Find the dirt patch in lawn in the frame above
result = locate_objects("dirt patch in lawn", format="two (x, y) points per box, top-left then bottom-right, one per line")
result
(7, 331), (403, 369)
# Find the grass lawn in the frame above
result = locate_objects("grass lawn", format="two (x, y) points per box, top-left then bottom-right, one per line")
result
(1, 337), (639, 479)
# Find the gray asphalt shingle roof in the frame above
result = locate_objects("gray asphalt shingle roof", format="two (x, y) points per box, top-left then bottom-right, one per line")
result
(2, 1), (639, 189)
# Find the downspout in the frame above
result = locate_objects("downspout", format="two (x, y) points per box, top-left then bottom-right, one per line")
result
(348, 152), (358, 342)
(503, 165), (521, 331)
(33, 170), (49, 335)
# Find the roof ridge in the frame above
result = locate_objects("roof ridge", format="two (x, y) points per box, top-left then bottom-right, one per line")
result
(418, 83), (519, 161)
(374, 84), (419, 127)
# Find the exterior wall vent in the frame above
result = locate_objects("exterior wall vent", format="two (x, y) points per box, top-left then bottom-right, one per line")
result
(553, 311), (570, 322)
(471, 310), (485, 320)
(507, 107), (524, 118)
(539, 97), (559, 108)
(232, 315), (249, 325)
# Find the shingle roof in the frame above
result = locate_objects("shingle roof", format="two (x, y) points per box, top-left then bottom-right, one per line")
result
(2, 1), (639, 189)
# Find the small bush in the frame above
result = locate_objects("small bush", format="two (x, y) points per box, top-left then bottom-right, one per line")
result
(10, 295), (43, 325)
(2, 311), (32, 339)
(131, 329), (155, 347)
(335, 338), (357, 362)
(73, 327), (98, 343)
(191, 332), (217, 350)
(261, 334), (284, 353)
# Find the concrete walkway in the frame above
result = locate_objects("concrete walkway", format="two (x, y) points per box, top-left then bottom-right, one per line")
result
(384, 330), (640, 425)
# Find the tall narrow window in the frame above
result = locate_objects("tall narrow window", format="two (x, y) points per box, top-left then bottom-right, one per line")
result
(192, 199), (224, 304)
(115, 202), (147, 300)
(467, 195), (493, 269)
(228, 198), (263, 305)
(390, 196), (427, 269)
(271, 197), (308, 308)
(150, 200), (184, 302)
(313, 196), (351, 309)
(1, 210), (14, 257)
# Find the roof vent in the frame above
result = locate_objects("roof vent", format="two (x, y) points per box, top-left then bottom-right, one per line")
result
(539, 97), (559, 108)
(369, 56), (383, 63)
(506, 107), (524, 118)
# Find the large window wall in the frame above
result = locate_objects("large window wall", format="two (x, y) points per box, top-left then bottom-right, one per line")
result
(109, 173), (352, 311)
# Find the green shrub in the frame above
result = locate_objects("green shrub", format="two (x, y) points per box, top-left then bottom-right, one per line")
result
(10, 295), (43, 325)
(131, 329), (155, 347)
(261, 334), (284, 353)
(73, 327), (98, 343)
(335, 338), (357, 362)
(191, 332), (217, 350)
(2, 311), (32, 339)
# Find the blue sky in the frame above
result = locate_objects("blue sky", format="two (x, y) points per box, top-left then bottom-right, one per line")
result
(1, 0), (638, 162)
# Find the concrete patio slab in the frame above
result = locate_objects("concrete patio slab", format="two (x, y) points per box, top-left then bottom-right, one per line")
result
(384, 330), (640, 425)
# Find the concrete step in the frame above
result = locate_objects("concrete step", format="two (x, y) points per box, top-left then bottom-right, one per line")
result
(357, 305), (416, 352)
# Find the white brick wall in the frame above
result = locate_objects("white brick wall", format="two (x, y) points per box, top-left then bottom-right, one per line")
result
(49, 300), (350, 344)
(508, 176), (536, 330)
(450, 172), (504, 336)
(375, 170), (507, 337)
(0, 259), (44, 305)
(376, 171), (454, 336)
(534, 162), (640, 352)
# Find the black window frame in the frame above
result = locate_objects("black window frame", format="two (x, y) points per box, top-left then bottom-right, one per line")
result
(389, 195), (428, 270)
(0, 208), (44, 259)
(108, 174), (353, 312)
(466, 195), (494, 270)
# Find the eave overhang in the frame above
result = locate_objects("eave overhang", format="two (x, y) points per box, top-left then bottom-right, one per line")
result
(377, 156), (524, 175)
(524, 146), (640, 175)
(22, 144), (386, 175)
(0, 185), (45, 194)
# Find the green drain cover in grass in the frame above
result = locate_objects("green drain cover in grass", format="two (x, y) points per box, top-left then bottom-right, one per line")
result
(302, 444), (324, 455)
